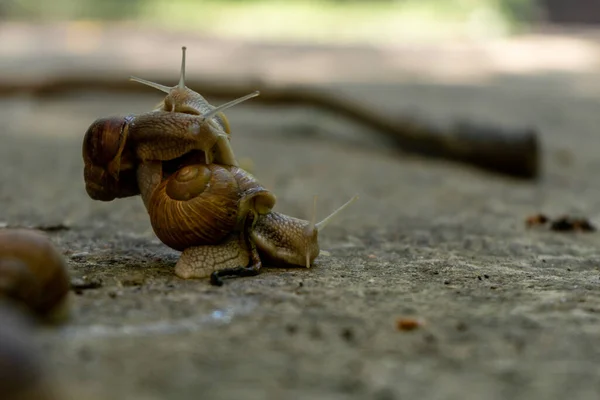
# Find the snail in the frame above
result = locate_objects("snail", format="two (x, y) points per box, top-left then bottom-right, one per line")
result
(0, 304), (62, 400)
(82, 47), (259, 201)
(136, 156), (357, 285)
(84, 46), (357, 284)
(0, 229), (71, 323)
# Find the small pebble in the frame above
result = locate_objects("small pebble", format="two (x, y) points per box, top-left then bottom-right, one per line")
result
(396, 318), (422, 331)
(340, 328), (355, 342)
(70, 277), (103, 291)
(456, 321), (468, 331)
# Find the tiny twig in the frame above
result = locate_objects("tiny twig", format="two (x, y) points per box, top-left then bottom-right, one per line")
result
(0, 76), (539, 179)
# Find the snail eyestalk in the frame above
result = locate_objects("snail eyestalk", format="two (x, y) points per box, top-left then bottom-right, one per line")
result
(130, 46), (190, 94)
(129, 76), (172, 94)
(315, 195), (359, 232)
(201, 91), (261, 121)
(305, 195), (318, 268)
(179, 46), (187, 89)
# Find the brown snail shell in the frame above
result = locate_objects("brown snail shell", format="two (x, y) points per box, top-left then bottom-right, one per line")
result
(82, 115), (139, 201)
(83, 162), (140, 201)
(82, 116), (131, 167)
(0, 229), (71, 322)
(0, 304), (61, 400)
(146, 163), (276, 252)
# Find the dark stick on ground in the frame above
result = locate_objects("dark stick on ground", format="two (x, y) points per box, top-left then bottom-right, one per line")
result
(0, 76), (540, 180)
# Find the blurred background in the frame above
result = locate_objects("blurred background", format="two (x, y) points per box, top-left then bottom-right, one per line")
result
(0, 0), (592, 43)
(2, 0), (600, 87)
(0, 0), (544, 44)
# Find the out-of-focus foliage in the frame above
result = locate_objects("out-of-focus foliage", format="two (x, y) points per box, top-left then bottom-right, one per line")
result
(0, 0), (538, 43)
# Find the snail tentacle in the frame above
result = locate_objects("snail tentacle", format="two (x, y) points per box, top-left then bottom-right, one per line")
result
(128, 47), (263, 166)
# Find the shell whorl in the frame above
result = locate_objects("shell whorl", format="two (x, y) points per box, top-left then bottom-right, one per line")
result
(0, 229), (70, 318)
(82, 116), (128, 166)
(148, 164), (239, 251)
(84, 163), (140, 201)
(82, 116), (139, 201)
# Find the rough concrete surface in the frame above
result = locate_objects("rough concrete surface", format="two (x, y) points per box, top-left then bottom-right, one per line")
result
(2, 27), (600, 400)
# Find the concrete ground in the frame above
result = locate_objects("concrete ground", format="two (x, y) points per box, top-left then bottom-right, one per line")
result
(2, 24), (600, 400)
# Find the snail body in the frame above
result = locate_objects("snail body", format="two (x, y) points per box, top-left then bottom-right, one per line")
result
(137, 158), (357, 283)
(0, 229), (71, 322)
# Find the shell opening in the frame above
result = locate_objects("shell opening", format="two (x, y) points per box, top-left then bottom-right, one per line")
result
(254, 193), (277, 215)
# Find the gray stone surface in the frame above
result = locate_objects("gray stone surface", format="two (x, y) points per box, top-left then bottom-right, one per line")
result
(2, 28), (600, 400)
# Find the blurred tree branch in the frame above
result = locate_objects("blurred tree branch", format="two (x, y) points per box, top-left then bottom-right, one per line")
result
(0, 75), (540, 180)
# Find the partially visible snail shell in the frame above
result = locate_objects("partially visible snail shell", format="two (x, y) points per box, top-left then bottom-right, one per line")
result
(83, 163), (140, 201)
(0, 304), (61, 400)
(82, 115), (139, 201)
(146, 164), (276, 252)
(82, 116), (131, 167)
(0, 229), (71, 322)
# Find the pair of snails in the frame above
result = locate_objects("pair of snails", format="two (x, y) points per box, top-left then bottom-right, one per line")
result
(83, 47), (357, 285)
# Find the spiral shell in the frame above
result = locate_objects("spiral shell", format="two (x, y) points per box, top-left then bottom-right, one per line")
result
(83, 117), (128, 165)
(82, 116), (139, 201)
(147, 164), (275, 252)
(83, 163), (139, 201)
(0, 229), (70, 320)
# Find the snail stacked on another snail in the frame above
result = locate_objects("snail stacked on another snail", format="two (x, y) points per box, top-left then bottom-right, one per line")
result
(82, 47), (259, 202)
(82, 46), (357, 285)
